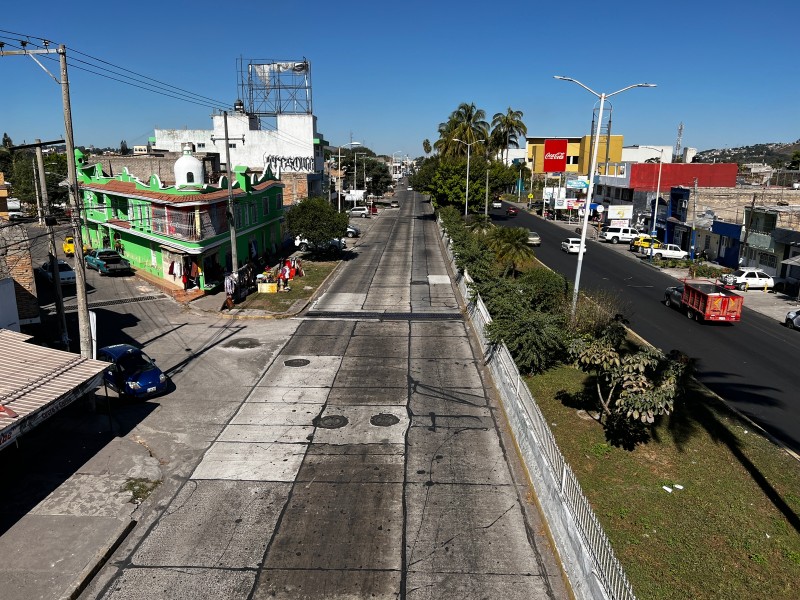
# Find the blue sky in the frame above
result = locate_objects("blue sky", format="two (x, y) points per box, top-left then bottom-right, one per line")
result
(1, 0), (798, 159)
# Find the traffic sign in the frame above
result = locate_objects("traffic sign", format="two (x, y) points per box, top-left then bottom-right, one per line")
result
(528, 193), (534, 199)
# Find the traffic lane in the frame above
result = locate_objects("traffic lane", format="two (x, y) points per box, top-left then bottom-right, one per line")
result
(570, 239), (800, 452)
(490, 211), (800, 452)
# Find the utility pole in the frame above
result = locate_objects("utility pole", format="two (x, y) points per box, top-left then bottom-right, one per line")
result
(59, 45), (92, 358)
(691, 178), (698, 259)
(2, 42), (90, 356)
(740, 192), (758, 267)
(32, 156), (44, 226)
(36, 140), (68, 348)
(484, 166), (489, 216)
(223, 111), (239, 276)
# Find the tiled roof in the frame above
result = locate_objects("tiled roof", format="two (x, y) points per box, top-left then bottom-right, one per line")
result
(80, 178), (283, 205)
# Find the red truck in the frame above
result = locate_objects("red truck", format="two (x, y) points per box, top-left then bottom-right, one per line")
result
(664, 279), (744, 322)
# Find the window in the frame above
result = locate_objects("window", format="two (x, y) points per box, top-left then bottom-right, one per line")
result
(250, 202), (257, 224)
(151, 205), (167, 234)
(229, 143), (237, 149)
(197, 142), (206, 149)
(186, 172), (194, 183)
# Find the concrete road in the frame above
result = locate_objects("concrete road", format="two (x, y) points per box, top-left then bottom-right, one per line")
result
(1, 194), (568, 599)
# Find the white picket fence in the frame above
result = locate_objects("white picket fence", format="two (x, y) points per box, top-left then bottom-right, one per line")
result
(441, 223), (636, 600)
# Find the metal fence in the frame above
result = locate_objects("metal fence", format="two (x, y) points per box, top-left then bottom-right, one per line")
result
(441, 223), (636, 600)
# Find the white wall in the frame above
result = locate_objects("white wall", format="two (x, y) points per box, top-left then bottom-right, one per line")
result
(155, 112), (318, 176)
(621, 145), (673, 164)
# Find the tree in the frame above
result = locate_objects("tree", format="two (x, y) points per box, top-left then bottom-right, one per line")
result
(120, 140), (129, 155)
(491, 107), (527, 163)
(434, 102), (489, 158)
(484, 226), (535, 277)
(284, 196), (349, 253)
(569, 318), (691, 428)
(2, 133), (13, 149)
(422, 139), (432, 155)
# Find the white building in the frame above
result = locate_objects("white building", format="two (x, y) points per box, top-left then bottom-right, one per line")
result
(155, 109), (325, 204)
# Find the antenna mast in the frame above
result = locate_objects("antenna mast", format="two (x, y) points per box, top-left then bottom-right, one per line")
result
(674, 122), (684, 161)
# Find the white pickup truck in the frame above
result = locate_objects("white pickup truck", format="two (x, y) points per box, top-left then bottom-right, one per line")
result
(644, 243), (689, 260)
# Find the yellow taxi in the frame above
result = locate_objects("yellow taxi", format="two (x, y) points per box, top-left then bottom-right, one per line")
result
(62, 236), (90, 257)
(629, 235), (656, 252)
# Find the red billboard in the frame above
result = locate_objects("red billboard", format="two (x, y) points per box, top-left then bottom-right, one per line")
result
(543, 139), (568, 172)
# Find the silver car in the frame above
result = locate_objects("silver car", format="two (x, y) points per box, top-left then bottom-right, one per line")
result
(785, 308), (800, 330)
(36, 260), (76, 285)
(527, 231), (542, 246)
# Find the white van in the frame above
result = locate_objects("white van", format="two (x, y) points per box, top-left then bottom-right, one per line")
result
(599, 226), (640, 244)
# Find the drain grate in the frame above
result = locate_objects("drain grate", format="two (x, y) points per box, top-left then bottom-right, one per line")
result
(61, 294), (167, 313)
(314, 414), (348, 429)
(284, 359), (311, 367)
(370, 413), (400, 427)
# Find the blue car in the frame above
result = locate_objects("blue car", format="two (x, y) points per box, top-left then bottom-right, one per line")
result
(97, 344), (168, 399)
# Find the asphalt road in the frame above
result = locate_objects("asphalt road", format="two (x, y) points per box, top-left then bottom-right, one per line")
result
(491, 203), (800, 454)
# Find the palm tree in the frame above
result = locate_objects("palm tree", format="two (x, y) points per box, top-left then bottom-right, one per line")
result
(491, 107), (527, 163)
(436, 102), (489, 158)
(422, 139), (432, 155)
(485, 227), (534, 277)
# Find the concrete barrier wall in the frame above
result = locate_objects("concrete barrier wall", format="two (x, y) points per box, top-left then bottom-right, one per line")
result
(441, 224), (635, 600)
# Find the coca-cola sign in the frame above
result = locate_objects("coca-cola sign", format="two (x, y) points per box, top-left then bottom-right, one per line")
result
(543, 139), (568, 172)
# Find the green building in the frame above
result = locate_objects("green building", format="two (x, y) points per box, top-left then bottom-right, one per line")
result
(74, 147), (285, 291)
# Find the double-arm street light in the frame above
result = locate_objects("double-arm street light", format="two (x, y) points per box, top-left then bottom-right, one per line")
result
(453, 138), (485, 217)
(337, 142), (361, 211)
(554, 76), (656, 318)
(638, 145), (665, 261)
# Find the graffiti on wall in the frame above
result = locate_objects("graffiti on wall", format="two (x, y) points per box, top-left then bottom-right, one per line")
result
(264, 154), (315, 174)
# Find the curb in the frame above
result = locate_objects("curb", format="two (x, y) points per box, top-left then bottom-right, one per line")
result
(65, 518), (137, 600)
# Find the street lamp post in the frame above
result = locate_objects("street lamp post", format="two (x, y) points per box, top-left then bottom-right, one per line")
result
(453, 138), (485, 218)
(356, 152), (367, 200)
(337, 142), (361, 211)
(554, 76), (656, 318)
(638, 146), (665, 262)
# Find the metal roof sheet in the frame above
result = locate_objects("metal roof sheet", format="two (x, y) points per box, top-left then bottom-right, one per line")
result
(0, 329), (108, 450)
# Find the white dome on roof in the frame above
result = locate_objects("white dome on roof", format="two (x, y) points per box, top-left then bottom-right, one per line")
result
(174, 143), (203, 186)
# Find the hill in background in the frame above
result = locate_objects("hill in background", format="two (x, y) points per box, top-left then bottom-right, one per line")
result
(694, 139), (800, 168)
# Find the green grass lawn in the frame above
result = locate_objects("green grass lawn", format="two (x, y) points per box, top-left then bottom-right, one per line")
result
(236, 259), (339, 313)
(526, 366), (800, 600)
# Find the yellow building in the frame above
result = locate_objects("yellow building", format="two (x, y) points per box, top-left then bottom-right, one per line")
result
(527, 135), (624, 175)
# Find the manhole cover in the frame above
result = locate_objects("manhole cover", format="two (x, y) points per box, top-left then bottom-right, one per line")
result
(223, 338), (260, 349)
(284, 359), (311, 367)
(315, 415), (348, 429)
(370, 413), (400, 427)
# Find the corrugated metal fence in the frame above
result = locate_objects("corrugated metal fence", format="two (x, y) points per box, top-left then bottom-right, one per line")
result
(441, 223), (636, 600)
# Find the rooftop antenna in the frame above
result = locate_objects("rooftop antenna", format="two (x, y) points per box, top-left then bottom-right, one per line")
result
(674, 121), (684, 161)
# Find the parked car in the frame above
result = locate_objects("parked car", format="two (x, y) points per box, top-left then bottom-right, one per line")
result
(85, 249), (132, 275)
(62, 236), (90, 257)
(390, 200), (399, 208)
(348, 206), (370, 218)
(599, 226), (641, 244)
(629, 235), (656, 252)
(36, 260), (76, 285)
(527, 231), (542, 246)
(648, 243), (689, 260)
(506, 207), (518, 217)
(785, 308), (800, 330)
(492, 199), (503, 209)
(346, 224), (360, 238)
(407, 186), (413, 191)
(295, 236), (347, 252)
(723, 267), (775, 291)
(561, 238), (586, 254)
(97, 344), (168, 399)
